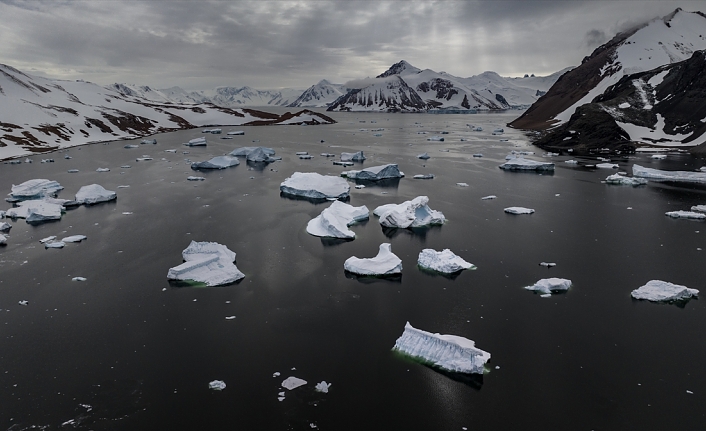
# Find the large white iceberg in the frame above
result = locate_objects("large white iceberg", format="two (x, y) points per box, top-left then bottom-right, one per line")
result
(6, 200), (63, 222)
(393, 322), (490, 374)
(306, 201), (369, 239)
(631, 280), (699, 302)
(167, 241), (245, 286)
(633, 164), (706, 183)
(75, 184), (117, 205)
(605, 174), (647, 186)
(9, 179), (63, 200)
(344, 243), (402, 276)
(342, 164), (404, 181)
(191, 156), (240, 170)
(504, 207), (534, 215)
(418, 249), (475, 273)
(499, 158), (554, 171)
(373, 196), (445, 228)
(665, 211), (706, 220)
(280, 172), (350, 200)
(524, 278), (572, 295)
(340, 151), (366, 162)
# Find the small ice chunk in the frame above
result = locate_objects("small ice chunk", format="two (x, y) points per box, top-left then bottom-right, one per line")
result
(136, 157), (153, 162)
(340, 151), (366, 162)
(187, 176), (206, 181)
(75, 184), (117, 205)
(208, 380), (226, 391)
(225, 316), (236, 320)
(62, 235), (87, 243)
(299, 154), (313, 159)
(618, 102), (631, 109)
(45, 241), (65, 249)
(184, 137), (207, 146)
(333, 161), (354, 166)
(96, 168), (110, 172)
(191, 156), (240, 170)
(18, 300), (28, 306)
(124, 144), (139, 149)
(596, 163), (619, 169)
(227, 131), (245, 135)
(40, 236), (57, 244)
(691, 205), (706, 213)
(504, 207), (534, 215)
(342, 164), (404, 181)
(67, 169), (79, 173)
(373, 196), (445, 228)
(281, 376), (307, 390)
(605, 174), (647, 186)
(344, 243), (402, 276)
(499, 159), (554, 171)
(539, 262), (556, 267)
(229, 147), (276, 162)
(72, 277), (87, 281)
(651, 154), (667, 160)
(0, 222), (11, 232)
(393, 322), (490, 374)
(565, 160), (579, 164)
(525, 278), (572, 294)
(315, 381), (331, 393)
(481, 195), (496, 200)
(296, 152), (309, 156)
(631, 280), (698, 302)
(456, 182), (469, 187)
(10, 179), (63, 200)
(167, 241), (245, 286)
(418, 249), (475, 273)
(273, 372), (281, 377)
(121, 165), (131, 169)
(0, 234), (6, 245)
(417, 152), (430, 160)
(354, 184), (365, 189)
(665, 211), (706, 220)
(280, 172), (350, 200)
(306, 201), (369, 239)
(427, 136), (444, 141)
(413, 174), (434, 179)
(141, 139), (157, 144)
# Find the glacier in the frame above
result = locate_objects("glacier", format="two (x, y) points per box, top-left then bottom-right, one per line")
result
(341, 164), (404, 181)
(167, 241), (245, 286)
(280, 172), (350, 200)
(631, 280), (699, 302)
(306, 201), (369, 239)
(373, 196), (445, 228)
(393, 322), (490, 374)
(418, 249), (476, 273)
(344, 243), (402, 276)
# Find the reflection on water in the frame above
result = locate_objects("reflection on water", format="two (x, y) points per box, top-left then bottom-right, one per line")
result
(344, 270), (403, 284)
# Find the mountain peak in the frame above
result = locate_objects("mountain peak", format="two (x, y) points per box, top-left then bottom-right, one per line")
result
(376, 60), (421, 78)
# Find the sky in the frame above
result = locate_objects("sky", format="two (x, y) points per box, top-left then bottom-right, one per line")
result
(1, 0), (705, 91)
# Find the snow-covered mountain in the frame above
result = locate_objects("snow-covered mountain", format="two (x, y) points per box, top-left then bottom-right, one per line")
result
(0, 64), (334, 159)
(511, 8), (706, 131)
(327, 60), (570, 113)
(287, 79), (349, 107)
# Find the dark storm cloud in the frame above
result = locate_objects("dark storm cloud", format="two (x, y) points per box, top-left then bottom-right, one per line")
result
(0, 1), (704, 90)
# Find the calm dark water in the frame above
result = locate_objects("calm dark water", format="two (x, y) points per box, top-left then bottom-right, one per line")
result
(1, 110), (705, 430)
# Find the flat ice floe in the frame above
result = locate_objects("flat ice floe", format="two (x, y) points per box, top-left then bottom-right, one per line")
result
(6, 200), (64, 222)
(524, 278), (572, 295)
(413, 174), (434, 179)
(191, 155), (240, 170)
(62, 235), (87, 243)
(281, 377), (307, 390)
(75, 184), (117, 205)
(341, 164), (404, 181)
(499, 158), (554, 171)
(344, 243), (402, 276)
(631, 280), (699, 302)
(393, 322), (490, 374)
(184, 137), (207, 146)
(504, 207), (534, 215)
(633, 164), (706, 183)
(280, 172), (350, 200)
(167, 241), (245, 286)
(596, 163), (619, 169)
(605, 174), (648, 186)
(665, 211), (706, 220)
(373, 196), (445, 228)
(306, 201), (369, 239)
(417, 249), (476, 273)
(340, 151), (366, 162)
(9, 179), (63, 200)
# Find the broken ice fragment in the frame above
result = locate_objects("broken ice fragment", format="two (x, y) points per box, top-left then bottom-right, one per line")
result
(62, 235), (87, 243)
(141, 139), (157, 145)
(96, 168), (110, 172)
(191, 156), (240, 170)
(417, 152), (430, 160)
(427, 136), (444, 141)
(393, 322), (490, 374)
(227, 131), (244, 135)
(596, 163), (618, 169)
(633, 165), (706, 183)
(315, 381), (331, 393)
(341, 151), (366, 162)
(341, 164), (404, 181)
(0, 234), (6, 245)
(184, 137), (207, 146)
(456, 182), (469, 187)
(413, 174), (434, 179)
(225, 316), (236, 320)
(272, 372), (281, 377)
(39, 236), (56, 244)
(187, 176), (205, 181)
(10, 179), (63, 200)
(72, 277), (87, 281)
(631, 280), (699, 302)
(67, 169), (79, 173)
(45, 241), (65, 249)
(0, 222), (11, 232)
(280, 172), (350, 200)
(691, 205), (706, 213)
(665, 211), (706, 220)
(344, 243), (402, 276)
(374, 196), (445, 229)
(306, 201), (369, 239)
(481, 195), (496, 200)
(208, 380), (226, 391)
(539, 262), (556, 267)
(418, 249), (475, 273)
(499, 158), (554, 171)
(167, 241), (245, 286)
(7, 200), (64, 222)
(18, 300), (28, 306)
(504, 207), (534, 215)
(75, 184), (117, 205)
(605, 174), (647, 186)
(524, 278), (572, 295)
(281, 377), (307, 390)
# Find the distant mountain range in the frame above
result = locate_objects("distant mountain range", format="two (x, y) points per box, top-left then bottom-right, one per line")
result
(511, 8), (706, 152)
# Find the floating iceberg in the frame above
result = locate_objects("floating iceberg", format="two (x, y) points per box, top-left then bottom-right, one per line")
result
(141, 139), (157, 144)
(187, 176), (205, 181)
(315, 381), (331, 393)
(413, 174), (434, 179)
(45, 241), (65, 249)
(10, 179), (63, 200)
(227, 131), (245, 135)
(651, 154), (667, 160)
(417, 152), (430, 160)
(504, 207), (534, 215)
(167, 241), (245, 287)
(341, 151), (366, 162)
(299, 154), (313, 159)
(184, 137), (207, 146)
(373, 196), (445, 228)
(596, 163), (619, 169)
(344, 243), (402, 276)
(539, 262), (557, 267)
(665, 211), (706, 220)
(525, 278), (572, 294)
(96, 168), (110, 172)
(565, 160), (579, 164)
(427, 136), (444, 141)
(499, 158), (554, 171)
(393, 322), (490, 374)
(418, 249), (475, 273)
(72, 277), (86, 282)
(481, 195), (496, 200)
(124, 144), (139, 149)
(333, 161), (354, 167)
(306, 201), (369, 239)
(692, 205), (706, 212)
(456, 182), (469, 187)
(631, 280), (699, 302)
(229, 147), (277, 162)
(62, 235), (87, 243)
(280, 172), (350, 200)
(341, 164), (404, 181)
(605, 174), (647, 186)
(633, 165), (706, 183)
(209, 380), (226, 391)
(0, 234), (6, 245)
(0, 222), (11, 232)
(191, 156), (240, 170)
(281, 377), (307, 390)
(75, 184), (117, 205)
(6, 200), (63, 222)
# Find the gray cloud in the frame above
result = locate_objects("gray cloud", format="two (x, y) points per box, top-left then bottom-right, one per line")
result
(0, 1), (704, 91)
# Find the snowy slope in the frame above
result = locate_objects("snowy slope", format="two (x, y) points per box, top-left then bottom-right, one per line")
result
(512, 8), (706, 130)
(0, 64), (333, 159)
(288, 80), (349, 107)
(327, 75), (426, 112)
(506, 67), (574, 95)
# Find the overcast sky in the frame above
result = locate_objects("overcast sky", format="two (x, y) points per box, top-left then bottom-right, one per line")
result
(1, 1), (704, 91)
